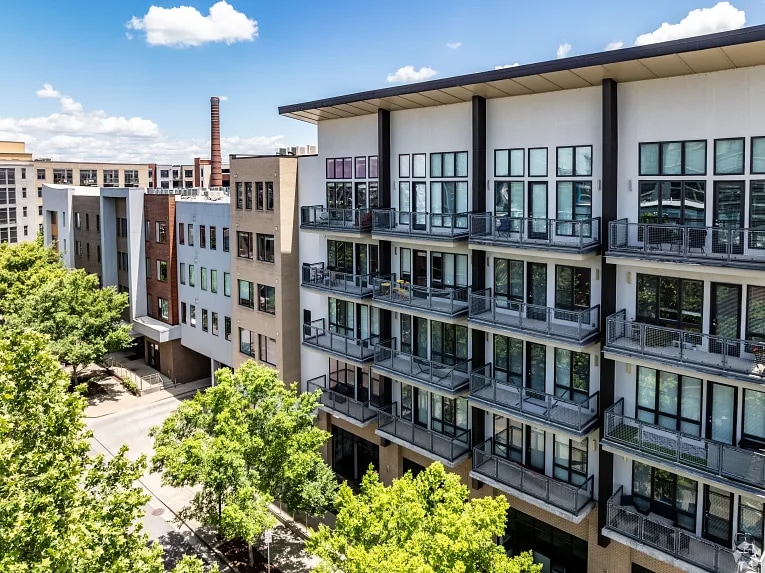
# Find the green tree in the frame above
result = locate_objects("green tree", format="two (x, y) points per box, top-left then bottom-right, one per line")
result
(6, 267), (132, 384)
(0, 328), (210, 572)
(307, 463), (541, 573)
(151, 362), (336, 563)
(0, 236), (62, 317)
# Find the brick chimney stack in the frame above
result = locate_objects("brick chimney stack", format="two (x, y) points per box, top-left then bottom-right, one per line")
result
(210, 96), (222, 187)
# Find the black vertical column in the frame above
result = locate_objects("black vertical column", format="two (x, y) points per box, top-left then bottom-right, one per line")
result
(598, 78), (618, 547)
(471, 96), (487, 456)
(377, 108), (394, 412)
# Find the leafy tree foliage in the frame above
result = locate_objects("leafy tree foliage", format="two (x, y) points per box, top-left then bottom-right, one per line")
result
(151, 362), (336, 563)
(0, 239), (132, 383)
(307, 463), (541, 573)
(0, 329), (209, 572)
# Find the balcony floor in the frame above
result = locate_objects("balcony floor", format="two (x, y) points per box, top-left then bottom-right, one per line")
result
(375, 290), (468, 316)
(470, 308), (598, 344)
(303, 277), (373, 298)
(372, 223), (469, 240)
(373, 354), (469, 393)
(303, 333), (374, 363)
(376, 418), (470, 466)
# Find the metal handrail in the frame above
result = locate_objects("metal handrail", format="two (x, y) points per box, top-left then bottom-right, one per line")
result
(605, 311), (764, 378)
(372, 273), (469, 316)
(302, 318), (377, 361)
(469, 213), (601, 250)
(470, 363), (599, 432)
(371, 209), (470, 237)
(301, 263), (378, 297)
(606, 486), (737, 573)
(608, 219), (765, 262)
(307, 375), (377, 423)
(604, 399), (765, 489)
(373, 338), (471, 391)
(473, 433), (594, 514)
(469, 288), (600, 342)
(300, 205), (373, 231)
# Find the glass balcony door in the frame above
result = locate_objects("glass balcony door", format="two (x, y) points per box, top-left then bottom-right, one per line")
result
(413, 182), (427, 230)
(710, 283), (741, 356)
(528, 182), (548, 239)
(702, 485), (733, 547)
(526, 262), (547, 320)
(713, 181), (744, 254)
(706, 382), (737, 445)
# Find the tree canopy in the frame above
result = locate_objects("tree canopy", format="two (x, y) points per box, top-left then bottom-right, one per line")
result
(0, 239), (132, 382)
(307, 463), (541, 573)
(0, 328), (211, 572)
(151, 362), (337, 564)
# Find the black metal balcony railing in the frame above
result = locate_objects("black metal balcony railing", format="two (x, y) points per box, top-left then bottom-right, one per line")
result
(605, 310), (764, 380)
(605, 486), (737, 573)
(306, 375), (378, 424)
(472, 433), (594, 517)
(469, 289), (600, 344)
(372, 273), (469, 317)
(470, 213), (601, 252)
(609, 219), (765, 267)
(604, 399), (765, 491)
(300, 205), (372, 232)
(301, 262), (377, 299)
(371, 209), (470, 240)
(373, 338), (470, 393)
(469, 364), (599, 434)
(302, 319), (377, 363)
(377, 402), (471, 463)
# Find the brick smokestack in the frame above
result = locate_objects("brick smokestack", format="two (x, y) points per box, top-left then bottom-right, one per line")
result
(210, 96), (222, 187)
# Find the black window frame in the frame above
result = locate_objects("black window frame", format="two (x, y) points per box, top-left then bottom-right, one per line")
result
(209, 226), (217, 250)
(266, 182), (274, 210)
(636, 273), (704, 331)
(527, 147), (548, 178)
(632, 461), (698, 531)
(237, 231), (253, 259)
(747, 285), (765, 342)
(256, 233), (275, 263)
(554, 265), (591, 313)
(235, 182), (243, 209)
(238, 279), (255, 309)
(714, 137), (746, 176)
(430, 394), (468, 437)
(752, 137), (765, 175)
(638, 180), (706, 226)
(494, 258), (523, 306)
(493, 334), (523, 386)
(639, 140), (707, 176)
(258, 284), (276, 314)
(635, 366), (702, 436)
(239, 328), (256, 357)
(553, 436), (588, 486)
(553, 348), (590, 402)
(259, 334), (276, 365)
(430, 321), (468, 366)
(222, 227), (230, 252)
(555, 145), (593, 177)
(245, 182), (253, 210)
(494, 148), (525, 178)
(430, 151), (469, 178)
(256, 182), (264, 210)
(327, 239), (353, 273)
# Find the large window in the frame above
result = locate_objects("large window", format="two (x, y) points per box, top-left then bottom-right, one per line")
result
(753, 137), (765, 174)
(750, 182), (765, 248)
(528, 148), (547, 177)
(157, 298), (169, 320)
(492, 415), (522, 462)
(633, 462), (697, 531)
(430, 151), (468, 178)
(555, 266), (591, 313)
(639, 181), (706, 225)
(554, 349), (589, 402)
(494, 259), (523, 306)
(556, 181), (592, 232)
(329, 298), (354, 338)
(430, 252), (468, 289)
(326, 157), (352, 179)
(493, 334), (522, 385)
(238, 280), (254, 308)
(714, 137), (745, 175)
(328, 240), (353, 272)
(155, 222), (167, 244)
(429, 181), (468, 215)
(494, 181), (523, 217)
(553, 437), (588, 486)
(743, 389), (765, 443)
(259, 335), (276, 365)
(257, 234), (274, 263)
(156, 260), (168, 282)
(237, 231), (253, 259)
(747, 286), (765, 341)
(739, 497), (765, 547)
(556, 145), (592, 177)
(430, 395), (468, 437)
(258, 285), (275, 314)
(494, 149), (524, 177)
(639, 140), (706, 176)
(329, 358), (356, 396)
(239, 328), (256, 357)
(637, 274), (703, 331)
(430, 321), (468, 366)
(637, 367), (702, 435)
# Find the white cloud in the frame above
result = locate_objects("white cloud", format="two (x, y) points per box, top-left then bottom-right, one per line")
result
(36, 83), (60, 99)
(634, 2), (745, 46)
(127, 1), (258, 48)
(0, 85), (286, 164)
(218, 95), (228, 101)
(446, 42), (462, 49)
(386, 66), (438, 83)
(604, 41), (624, 51)
(556, 43), (572, 59)
(495, 63), (520, 70)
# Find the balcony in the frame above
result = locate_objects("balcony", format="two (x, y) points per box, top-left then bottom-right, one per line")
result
(469, 289), (600, 346)
(470, 213), (600, 254)
(604, 399), (765, 494)
(605, 310), (764, 382)
(471, 434), (594, 522)
(372, 339), (470, 395)
(307, 375), (378, 426)
(302, 319), (376, 364)
(604, 487), (738, 573)
(301, 263), (376, 299)
(608, 219), (765, 270)
(371, 209), (469, 241)
(300, 206), (372, 233)
(372, 274), (469, 317)
(376, 403), (471, 466)
(469, 364), (599, 435)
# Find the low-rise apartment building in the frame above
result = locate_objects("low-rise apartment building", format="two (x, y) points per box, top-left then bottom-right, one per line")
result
(0, 141), (36, 243)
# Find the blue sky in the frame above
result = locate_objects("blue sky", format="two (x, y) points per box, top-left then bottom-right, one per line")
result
(0, 0), (763, 163)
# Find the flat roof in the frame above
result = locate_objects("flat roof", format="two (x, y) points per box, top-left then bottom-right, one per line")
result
(279, 24), (765, 124)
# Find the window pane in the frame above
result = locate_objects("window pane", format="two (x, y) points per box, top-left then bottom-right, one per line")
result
(749, 183), (765, 250)
(637, 368), (656, 410)
(657, 372), (678, 416)
(495, 181), (510, 213)
(754, 138), (765, 174)
(557, 147), (573, 177)
(557, 182), (573, 220)
(455, 152), (468, 177)
(495, 150), (509, 177)
(529, 148), (547, 177)
(744, 389), (765, 440)
(399, 155), (410, 177)
(412, 154), (426, 178)
(683, 182), (706, 227)
(715, 138), (744, 174)
(431, 154), (442, 177)
(444, 153), (455, 177)
(681, 377), (702, 423)
(684, 141), (706, 175)
(510, 149), (524, 177)
(639, 182), (660, 224)
(640, 143), (660, 176)
(662, 142), (682, 175)
(748, 286), (765, 341)
(575, 146), (592, 176)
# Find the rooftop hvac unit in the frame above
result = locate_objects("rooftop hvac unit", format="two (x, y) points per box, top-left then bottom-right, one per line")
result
(288, 146), (298, 155)
(276, 147), (288, 156)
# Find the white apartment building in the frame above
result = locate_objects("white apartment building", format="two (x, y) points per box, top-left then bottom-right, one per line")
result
(283, 24), (765, 573)
(0, 142), (37, 243)
(175, 190), (233, 374)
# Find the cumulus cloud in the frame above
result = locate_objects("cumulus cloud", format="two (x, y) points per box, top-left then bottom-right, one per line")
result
(556, 43), (572, 59)
(446, 42), (462, 49)
(634, 2), (745, 46)
(605, 41), (624, 51)
(386, 66), (438, 83)
(0, 84), (286, 163)
(495, 63), (520, 70)
(127, 1), (258, 48)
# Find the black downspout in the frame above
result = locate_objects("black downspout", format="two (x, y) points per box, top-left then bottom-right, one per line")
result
(598, 78), (618, 547)
(377, 109), (394, 411)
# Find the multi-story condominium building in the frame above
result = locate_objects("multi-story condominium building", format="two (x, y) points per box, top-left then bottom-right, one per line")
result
(230, 154), (301, 386)
(150, 160), (230, 190)
(175, 189), (233, 374)
(281, 24), (765, 573)
(0, 141), (36, 243)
